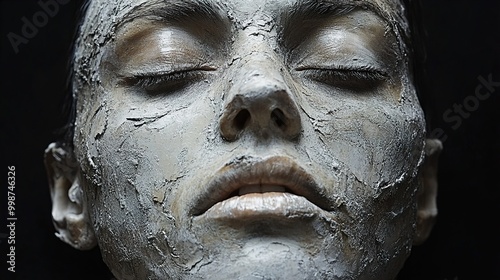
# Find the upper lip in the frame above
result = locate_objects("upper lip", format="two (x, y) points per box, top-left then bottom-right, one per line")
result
(190, 155), (333, 216)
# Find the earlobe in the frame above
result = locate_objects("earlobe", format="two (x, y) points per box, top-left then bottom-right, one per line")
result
(44, 142), (97, 250)
(414, 138), (443, 245)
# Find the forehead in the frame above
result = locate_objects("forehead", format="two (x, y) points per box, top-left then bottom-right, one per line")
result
(79, 0), (410, 45)
(83, 0), (408, 28)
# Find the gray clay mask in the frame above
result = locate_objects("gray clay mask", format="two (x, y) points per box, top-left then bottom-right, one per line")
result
(69, 0), (427, 279)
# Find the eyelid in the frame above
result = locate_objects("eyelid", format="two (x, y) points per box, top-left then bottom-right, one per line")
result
(116, 65), (217, 96)
(296, 65), (390, 93)
(129, 65), (216, 78)
(295, 65), (389, 81)
(118, 65), (217, 86)
(295, 65), (387, 76)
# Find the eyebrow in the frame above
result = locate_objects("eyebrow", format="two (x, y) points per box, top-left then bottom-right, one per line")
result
(281, 0), (390, 26)
(283, 0), (356, 22)
(118, 0), (223, 27)
(279, 0), (396, 48)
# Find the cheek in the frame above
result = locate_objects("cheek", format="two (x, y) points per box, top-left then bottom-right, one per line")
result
(93, 98), (217, 215)
(78, 96), (218, 276)
(338, 105), (423, 184)
(299, 94), (424, 186)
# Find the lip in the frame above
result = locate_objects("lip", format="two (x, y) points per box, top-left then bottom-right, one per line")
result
(190, 156), (333, 220)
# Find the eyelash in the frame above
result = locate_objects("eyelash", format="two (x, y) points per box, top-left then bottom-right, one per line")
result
(123, 69), (208, 95)
(299, 67), (388, 91)
(136, 71), (197, 87)
(122, 66), (385, 95)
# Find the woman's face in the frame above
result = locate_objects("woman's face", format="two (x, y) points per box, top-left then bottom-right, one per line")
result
(73, 0), (425, 278)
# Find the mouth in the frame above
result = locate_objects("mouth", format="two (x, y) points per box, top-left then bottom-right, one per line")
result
(191, 156), (333, 220)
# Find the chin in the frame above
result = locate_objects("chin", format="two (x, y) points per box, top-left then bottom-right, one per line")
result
(187, 241), (347, 280)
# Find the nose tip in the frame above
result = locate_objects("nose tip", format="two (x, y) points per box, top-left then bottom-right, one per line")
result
(219, 83), (302, 141)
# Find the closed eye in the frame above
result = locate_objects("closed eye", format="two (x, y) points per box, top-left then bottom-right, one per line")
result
(121, 66), (215, 95)
(297, 66), (388, 92)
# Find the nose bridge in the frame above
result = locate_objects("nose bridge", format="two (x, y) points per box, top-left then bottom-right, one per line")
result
(219, 51), (302, 142)
(234, 50), (286, 90)
(230, 23), (284, 89)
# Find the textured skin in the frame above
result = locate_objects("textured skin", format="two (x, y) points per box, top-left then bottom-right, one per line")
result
(70, 0), (426, 279)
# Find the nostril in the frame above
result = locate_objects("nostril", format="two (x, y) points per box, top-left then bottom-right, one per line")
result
(234, 109), (251, 131)
(271, 108), (286, 129)
(220, 89), (302, 141)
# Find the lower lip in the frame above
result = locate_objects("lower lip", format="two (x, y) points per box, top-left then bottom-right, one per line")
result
(195, 192), (324, 221)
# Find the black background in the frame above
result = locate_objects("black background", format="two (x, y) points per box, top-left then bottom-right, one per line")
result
(1, 1), (499, 279)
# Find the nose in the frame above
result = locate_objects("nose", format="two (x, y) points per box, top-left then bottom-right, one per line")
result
(219, 72), (302, 142)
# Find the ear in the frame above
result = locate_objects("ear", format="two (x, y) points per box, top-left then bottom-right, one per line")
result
(44, 142), (97, 250)
(413, 138), (443, 245)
